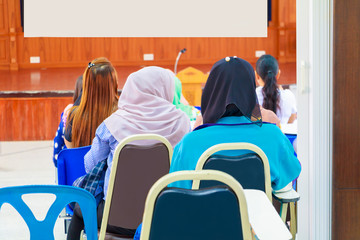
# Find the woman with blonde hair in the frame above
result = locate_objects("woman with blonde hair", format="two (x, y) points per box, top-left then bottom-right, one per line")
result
(65, 57), (119, 148)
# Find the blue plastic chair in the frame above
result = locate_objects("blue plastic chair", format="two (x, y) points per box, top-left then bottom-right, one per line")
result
(0, 185), (97, 240)
(57, 145), (90, 231)
(285, 133), (297, 146)
(57, 145), (90, 186)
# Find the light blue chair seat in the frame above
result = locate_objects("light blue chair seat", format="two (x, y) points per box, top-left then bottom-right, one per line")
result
(0, 185), (97, 240)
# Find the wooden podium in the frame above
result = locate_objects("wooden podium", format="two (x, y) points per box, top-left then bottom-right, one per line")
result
(176, 67), (208, 106)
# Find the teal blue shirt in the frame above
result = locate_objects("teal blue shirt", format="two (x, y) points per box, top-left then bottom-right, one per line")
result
(169, 116), (301, 190)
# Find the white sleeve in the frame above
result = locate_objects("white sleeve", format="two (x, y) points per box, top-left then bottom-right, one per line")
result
(286, 90), (297, 114)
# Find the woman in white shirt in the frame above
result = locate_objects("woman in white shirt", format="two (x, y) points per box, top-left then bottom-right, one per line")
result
(255, 55), (297, 125)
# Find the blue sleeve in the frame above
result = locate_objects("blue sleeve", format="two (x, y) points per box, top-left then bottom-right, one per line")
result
(133, 223), (142, 240)
(169, 139), (193, 189)
(270, 130), (301, 190)
(84, 123), (112, 173)
(53, 113), (66, 167)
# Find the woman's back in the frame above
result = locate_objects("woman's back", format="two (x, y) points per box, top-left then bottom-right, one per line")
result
(170, 56), (300, 192)
(256, 86), (296, 124)
(170, 116), (299, 190)
(255, 54), (297, 124)
(65, 58), (118, 148)
(84, 66), (191, 199)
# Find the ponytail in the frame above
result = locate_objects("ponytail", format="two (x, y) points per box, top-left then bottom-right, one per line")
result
(262, 71), (279, 113)
(256, 55), (280, 114)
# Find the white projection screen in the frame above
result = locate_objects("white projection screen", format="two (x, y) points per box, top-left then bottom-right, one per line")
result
(24, 0), (267, 37)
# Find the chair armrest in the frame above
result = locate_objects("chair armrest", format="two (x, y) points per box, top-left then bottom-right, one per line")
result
(244, 189), (292, 240)
(273, 188), (300, 203)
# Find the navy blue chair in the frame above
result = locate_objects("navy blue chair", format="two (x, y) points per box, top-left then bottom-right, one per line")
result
(140, 170), (252, 240)
(193, 142), (272, 201)
(194, 142), (299, 239)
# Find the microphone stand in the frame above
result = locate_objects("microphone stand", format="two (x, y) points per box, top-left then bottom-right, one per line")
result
(174, 48), (186, 74)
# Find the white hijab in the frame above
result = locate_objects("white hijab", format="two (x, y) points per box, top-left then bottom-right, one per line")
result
(104, 66), (190, 147)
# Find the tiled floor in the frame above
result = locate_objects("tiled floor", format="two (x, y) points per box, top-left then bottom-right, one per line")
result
(0, 141), (66, 240)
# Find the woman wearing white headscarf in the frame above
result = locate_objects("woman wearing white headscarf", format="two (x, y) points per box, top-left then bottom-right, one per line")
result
(67, 66), (190, 240)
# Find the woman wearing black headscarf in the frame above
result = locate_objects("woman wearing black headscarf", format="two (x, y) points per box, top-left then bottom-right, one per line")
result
(169, 57), (300, 191)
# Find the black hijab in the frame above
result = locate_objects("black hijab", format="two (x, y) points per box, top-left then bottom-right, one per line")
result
(201, 57), (262, 125)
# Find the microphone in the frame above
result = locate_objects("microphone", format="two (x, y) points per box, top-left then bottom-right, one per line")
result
(174, 48), (187, 74)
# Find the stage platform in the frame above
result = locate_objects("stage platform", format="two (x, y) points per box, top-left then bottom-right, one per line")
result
(0, 63), (296, 141)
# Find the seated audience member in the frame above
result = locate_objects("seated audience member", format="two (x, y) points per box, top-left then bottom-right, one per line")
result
(169, 57), (301, 191)
(66, 66), (190, 240)
(64, 58), (119, 148)
(173, 76), (200, 121)
(52, 75), (82, 167)
(192, 105), (280, 129)
(255, 54), (297, 125)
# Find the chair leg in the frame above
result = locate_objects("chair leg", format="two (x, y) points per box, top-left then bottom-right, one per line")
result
(65, 218), (71, 234)
(280, 203), (288, 223)
(290, 202), (297, 239)
(251, 227), (256, 240)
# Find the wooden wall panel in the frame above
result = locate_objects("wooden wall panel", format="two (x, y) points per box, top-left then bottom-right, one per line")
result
(1, 0), (296, 70)
(0, 37), (8, 62)
(333, 0), (360, 239)
(0, 0), (7, 35)
(0, 97), (72, 141)
(333, 190), (360, 240)
(0, 0), (8, 68)
(278, 0), (296, 63)
(16, 35), (283, 68)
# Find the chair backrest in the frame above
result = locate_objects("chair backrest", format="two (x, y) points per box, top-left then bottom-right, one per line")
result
(193, 142), (272, 201)
(140, 170), (252, 240)
(0, 185), (97, 240)
(57, 145), (90, 186)
(99, 134), (172, 239)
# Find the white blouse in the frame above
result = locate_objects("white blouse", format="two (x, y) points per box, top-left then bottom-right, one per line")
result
(256, 86), (297, 125)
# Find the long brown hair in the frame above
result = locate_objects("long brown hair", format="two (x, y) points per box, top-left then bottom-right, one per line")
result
(68, 57), (119, 147)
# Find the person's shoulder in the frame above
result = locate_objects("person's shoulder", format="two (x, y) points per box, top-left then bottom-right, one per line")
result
(96, 122), (111, 136)
(282, 89), (296, 98)
(176, 128), (207, 147)
(260, 122), (283, 134)
(281, 89), (296, 104)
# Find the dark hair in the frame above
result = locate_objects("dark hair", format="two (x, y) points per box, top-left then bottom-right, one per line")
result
(256, 55), (279, 114)
(73, 75), (83, 103)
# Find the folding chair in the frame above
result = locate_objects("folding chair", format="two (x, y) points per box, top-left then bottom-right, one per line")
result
(0, 185), (97, 240)
(273, 186), (300, 239)
(57, 145), (90, 232)
(99, 134), (172, 240)
(193, 142), (299, 239)
(193, 142), (272, 201)
(140, 170), (252, 240)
